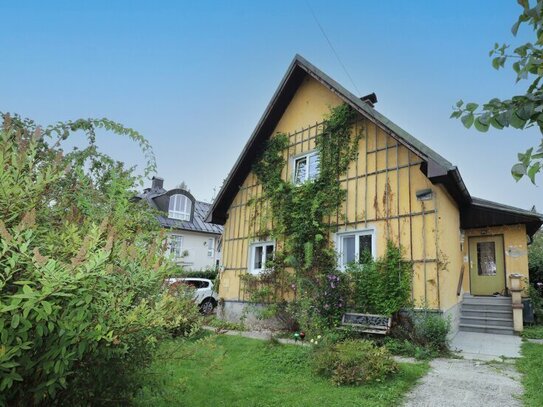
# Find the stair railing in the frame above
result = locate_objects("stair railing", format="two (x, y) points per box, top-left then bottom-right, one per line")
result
(456, 265), (465, 297)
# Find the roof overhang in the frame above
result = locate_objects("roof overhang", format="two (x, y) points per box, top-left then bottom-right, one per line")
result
(206, 54), (542, 239)
(461, 198), (543, 238)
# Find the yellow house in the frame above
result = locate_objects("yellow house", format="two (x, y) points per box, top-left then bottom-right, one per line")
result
(206, 55), (542, 335)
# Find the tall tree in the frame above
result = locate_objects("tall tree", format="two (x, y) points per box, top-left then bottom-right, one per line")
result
(452, 0), (543, 183)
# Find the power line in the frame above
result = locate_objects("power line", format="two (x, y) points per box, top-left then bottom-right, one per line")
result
(306, 1), (361, 95)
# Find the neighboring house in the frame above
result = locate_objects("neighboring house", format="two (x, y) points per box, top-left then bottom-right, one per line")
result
(137, 177), (223, 271)
(207, 55), (543, 334)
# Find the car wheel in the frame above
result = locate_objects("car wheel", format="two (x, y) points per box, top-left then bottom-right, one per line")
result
(200, 298), (215, 315)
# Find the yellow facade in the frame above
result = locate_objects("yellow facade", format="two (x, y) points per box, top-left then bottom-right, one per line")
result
(219, 76), (530, 312)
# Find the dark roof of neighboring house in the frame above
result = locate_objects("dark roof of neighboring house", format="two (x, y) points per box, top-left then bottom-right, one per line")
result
(137, 187), (223, 235)
(206, 54), (543, 237)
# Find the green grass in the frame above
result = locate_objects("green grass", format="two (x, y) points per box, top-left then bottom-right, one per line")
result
(521, 325), (543, 339)
(136, 333), (428, 407)
(517, 342), (543, 407)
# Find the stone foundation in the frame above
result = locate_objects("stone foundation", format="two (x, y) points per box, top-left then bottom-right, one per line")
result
(217, 300), (287, 330)
(442, 301), (462, 339)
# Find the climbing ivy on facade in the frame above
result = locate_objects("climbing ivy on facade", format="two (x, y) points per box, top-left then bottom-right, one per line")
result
(243, 103), (362, 327)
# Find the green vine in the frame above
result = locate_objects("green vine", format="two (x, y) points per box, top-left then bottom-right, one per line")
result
(243, 104), (362, 328)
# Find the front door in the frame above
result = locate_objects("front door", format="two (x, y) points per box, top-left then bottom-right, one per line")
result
(469, 235), (506, 295)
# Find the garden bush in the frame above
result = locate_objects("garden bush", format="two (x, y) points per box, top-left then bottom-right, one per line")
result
(312, 339), (398, 385)
(410, 311), (451, 352)
(0, 115), (201, 405)
(382, 338), (437, 360)
(170, 266), (219, 281)
(346, 242), (413, 316)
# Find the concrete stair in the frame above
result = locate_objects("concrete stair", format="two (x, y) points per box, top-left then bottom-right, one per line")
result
(459, 294), (514, 335)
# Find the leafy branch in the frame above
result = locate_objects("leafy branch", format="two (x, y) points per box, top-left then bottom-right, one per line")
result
(451, 0), (543, 183)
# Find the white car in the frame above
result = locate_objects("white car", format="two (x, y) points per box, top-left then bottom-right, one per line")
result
(165, 277), (218, 315)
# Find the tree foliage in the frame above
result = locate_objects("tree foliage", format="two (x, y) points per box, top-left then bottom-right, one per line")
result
(452, 0), (543, 182)
(529, 230), (543, 282)
(0, 114), (201, 405)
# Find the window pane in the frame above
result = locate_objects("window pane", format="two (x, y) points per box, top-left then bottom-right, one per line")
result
(359, 234), (372, 262)
(254, 246), (263, 269)
(208, 238), (214, 257)
(294, 157), (307, 184)
(185, 198), (192, 217)
(170, 235), (183, 259)
(168, 195), (176, 212)
(342, 236), (356, 265)
(477, 242), (497, 276)
(308, 154), (320, 180)
(265, 245), (274, 267)
(176, 195), (184, 212)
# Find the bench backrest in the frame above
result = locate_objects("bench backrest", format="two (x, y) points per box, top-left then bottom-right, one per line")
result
(340, 312), (391, 335)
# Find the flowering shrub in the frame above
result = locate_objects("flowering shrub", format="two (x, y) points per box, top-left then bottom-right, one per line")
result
(315, 273), (349, 325)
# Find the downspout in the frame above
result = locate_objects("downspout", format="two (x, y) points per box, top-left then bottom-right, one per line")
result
(422, 202), (427, 307)
(434, 193), (441, 310)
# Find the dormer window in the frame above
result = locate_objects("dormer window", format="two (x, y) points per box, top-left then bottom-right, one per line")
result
(293, 151), (320, 184)
(169, 194), (192, 221)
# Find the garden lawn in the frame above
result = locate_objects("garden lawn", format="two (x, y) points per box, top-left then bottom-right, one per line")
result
(517, 342), (543, 407)
(136, 333), (428, 407)
(521, 325), (543, 339)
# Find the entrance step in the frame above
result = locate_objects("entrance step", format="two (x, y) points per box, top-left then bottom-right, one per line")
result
(458, 323), (514, 335)
(460, 294), (514, 335)
(463, 296), (512, 304)
(460, 316), (513, 328)
(461, 309), (513, 319)
(462, 303), (512, 312)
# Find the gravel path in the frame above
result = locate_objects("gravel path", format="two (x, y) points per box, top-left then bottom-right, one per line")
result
(402, 358), (522, 407)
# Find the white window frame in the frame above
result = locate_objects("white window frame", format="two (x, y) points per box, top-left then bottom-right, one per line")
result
(292, 150), (320, 184)
(168, 194), (191, 221)
(207, 237), (215, 257)
(248, 241), (275, 275)
(168, 234), (184, 260)
(336, 229), (376, 270)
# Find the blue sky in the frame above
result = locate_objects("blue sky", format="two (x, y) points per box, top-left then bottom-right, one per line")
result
(1, 1), (541, 209)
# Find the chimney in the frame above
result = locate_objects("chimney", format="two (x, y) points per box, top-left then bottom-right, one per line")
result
(360, 92), (378, 108)
(151, 176), (164, 190)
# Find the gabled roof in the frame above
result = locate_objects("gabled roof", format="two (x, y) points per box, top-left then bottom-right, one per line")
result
(206, 54), (542, 237)
(137, 187), (223, 235)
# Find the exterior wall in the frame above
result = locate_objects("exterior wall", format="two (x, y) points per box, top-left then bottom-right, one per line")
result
(435, 185), (463, 313)
(462, 224), (529, 294)
(219, 75), (462, 311)
(169, 230), (220, 271)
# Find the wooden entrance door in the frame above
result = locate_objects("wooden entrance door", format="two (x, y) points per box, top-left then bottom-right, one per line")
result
(469, 235), (506, 295)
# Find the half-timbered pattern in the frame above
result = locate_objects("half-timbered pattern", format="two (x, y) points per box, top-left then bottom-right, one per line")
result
(207, 55), (542, 334)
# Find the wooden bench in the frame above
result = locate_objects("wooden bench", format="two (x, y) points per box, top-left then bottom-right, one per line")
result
(340, 312), (392, 335)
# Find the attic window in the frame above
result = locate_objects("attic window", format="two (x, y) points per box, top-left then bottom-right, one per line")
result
(293, 151), (320, 184)
(169, 194), (192, 221)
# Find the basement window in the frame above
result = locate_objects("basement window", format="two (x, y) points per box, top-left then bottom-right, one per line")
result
(337, 230), (375, 269)
(249, 241), (275, 275)
(293, 151), (320, 184)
